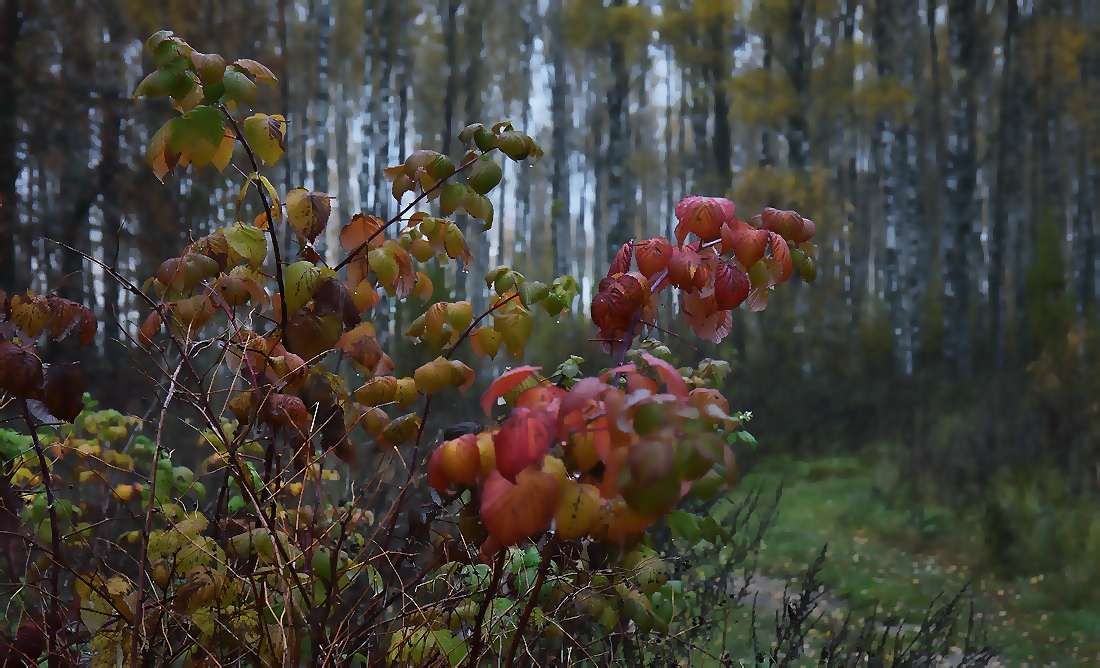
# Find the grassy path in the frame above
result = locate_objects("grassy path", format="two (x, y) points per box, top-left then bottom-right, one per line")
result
(732, 457), (1100, 665)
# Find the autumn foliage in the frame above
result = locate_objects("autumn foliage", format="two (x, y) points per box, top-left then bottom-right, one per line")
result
(0, 31), (815, 666)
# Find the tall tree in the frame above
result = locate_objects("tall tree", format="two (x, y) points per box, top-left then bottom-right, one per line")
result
(990, 0), (1020, 367)
(605, 0), (632, 265)
(0, 0), (22, 291)
(943, 0), (979, 374)
(550, 0), (570, 277)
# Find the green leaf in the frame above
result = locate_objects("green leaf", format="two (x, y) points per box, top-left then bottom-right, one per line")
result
(497, 131), (532, 160)
(430, 630), (468, 668)
(152, 38), (191, 68)
(227, 495), (245, 514)
(666, 510), (701, 543)
(243, 114), (287, 165)
(458, 123), (483, 145)
(284, 261), (323, 314)
(699, 516), (730, 544)
(426, 154), (456, 180)
(474, 127), (496, 151)
(162, 59), (196, 100)
(736, 430), (757, 448)
(468, 155), (502, 195)
(221, 70), (257, 108)
(224, 224), (268, 269)
(462, 192), (493, 226)
(517, 280), (549, 307)
(202, 81), (226, 105)
(134, 58), (193, 100)
(439, 183), (466, 216)
(493, 269), (521, 295)
(185, 106), (226, 147)
(144, 30), (175, 54)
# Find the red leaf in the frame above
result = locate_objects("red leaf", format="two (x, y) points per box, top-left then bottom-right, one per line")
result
(559, 377), (609, 427)
(494, 407), (557, 481)
(731, 227), (768, 268)
(682, 293), (733, 343)
(617, 273), (649, 308)
(427, 445), (449, 493)
(641, 353), (688, 399)
(635, 237), (674, 277)
(674, 196), (736, 244)
(793, 217), (816, 244)
(260, 393), (312, 440)
(480, 366), (540, 417)
(42, 362), (85, 422)
(0, 342), (43, 398)
(480, 468), (561, 547)
(746, 285), (770, 312)
(714, 262), (750, 310)
(719, 222), (737, 255)
(667, 248), (703, 292)
(768, 232), (793, 283)
(607, 240), (634, 278)
(760, 207), (803, 241)
(591, 275), (646, 332)
(515, 385), (565, 411)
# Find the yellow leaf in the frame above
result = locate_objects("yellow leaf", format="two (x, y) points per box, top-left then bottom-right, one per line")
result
(283, 261), (322, 314)
(243, 114), (286, 166)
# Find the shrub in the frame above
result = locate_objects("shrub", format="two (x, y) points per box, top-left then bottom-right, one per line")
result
(0, 30), (828, 667)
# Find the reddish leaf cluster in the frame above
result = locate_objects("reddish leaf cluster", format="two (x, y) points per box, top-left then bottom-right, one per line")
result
(590, 198), (818, 348)
(426, 360), (741, 557)
(0, 292), (98, 422)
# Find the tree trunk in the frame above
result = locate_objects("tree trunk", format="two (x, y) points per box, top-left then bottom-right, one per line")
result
(871, 0), (902, 373)
(313, 0), (331, 198)
(785, 0), (809, 171)
(515, 6), (534, 271)
(441, 0), (459, 158)
(550, 0), (570, 278)
(760, 5), (775, 167)
(707, 23), (732, 190)
(0, 0), (23, 291)
(990, 0), (1019, 367)
(605, 0), (631, 265)
(943, 0), (978, 375)
(463, 0), (486, 311)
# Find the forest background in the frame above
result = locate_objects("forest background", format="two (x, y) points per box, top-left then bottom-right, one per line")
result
(1, 0), (1099, 662)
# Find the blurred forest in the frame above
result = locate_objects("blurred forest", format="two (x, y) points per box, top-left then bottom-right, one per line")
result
(3, 0), (1100, 633)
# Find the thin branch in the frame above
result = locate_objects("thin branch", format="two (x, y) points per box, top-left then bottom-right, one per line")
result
(504, 535), (560, 668)
(219, 105), (289, 348)
(130, 362), (182, 668)
(21, 399), (61, 668)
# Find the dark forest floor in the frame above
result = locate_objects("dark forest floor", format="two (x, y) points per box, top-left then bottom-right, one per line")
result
(720, 457), (1100, 665)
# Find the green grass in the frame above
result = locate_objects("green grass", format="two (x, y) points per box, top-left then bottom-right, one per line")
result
(731, 455), (1100, 665)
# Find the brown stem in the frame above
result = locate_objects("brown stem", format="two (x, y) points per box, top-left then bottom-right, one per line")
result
(54, 243), (315, 621)
(334, 151), (495, 272)
(445, 293), (517, 361)
(21, 400), (60, 668)
(465, 550), (507, 668)
(130, 362), (182, 668)
(503, 535), (560, 668)
(219, 105), (289, 348)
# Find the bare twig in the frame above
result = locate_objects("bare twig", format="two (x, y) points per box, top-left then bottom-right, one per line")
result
(130, 362), (182, 668)
(504, 535), (560, 668)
